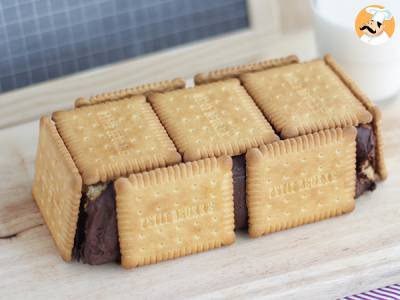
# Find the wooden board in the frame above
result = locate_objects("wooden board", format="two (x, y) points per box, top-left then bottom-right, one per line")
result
(1, 29), (400, 299)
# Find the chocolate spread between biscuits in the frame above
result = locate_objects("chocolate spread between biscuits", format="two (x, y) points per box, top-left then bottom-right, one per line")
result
(73, 156), (248, 265)
(73, 183), (120, 265)
(232, 155), (247, 230)
(72, 126), (376, 265)
(355, 124), (377, 197)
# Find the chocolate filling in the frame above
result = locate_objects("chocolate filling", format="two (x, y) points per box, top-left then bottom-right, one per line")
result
(71, 126), (377, 265)
(73, 183), (120, 265)
(72, 155), (249, 265)
(355, 124), (377, 197)
(232, 155), (247, 230)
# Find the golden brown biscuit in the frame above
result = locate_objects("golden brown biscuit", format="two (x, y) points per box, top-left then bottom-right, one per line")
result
(246, 127), (356, 238)
(149, 79), (278, 161)
(241, 60), (372, 139)
(324, 54), (387, 180)
(74, 78), (185, 107)
(115, 156), (235, 268)
(53, 95), (181, 185)
(32, 117), (82, 261)
(194, 55), (299, 84)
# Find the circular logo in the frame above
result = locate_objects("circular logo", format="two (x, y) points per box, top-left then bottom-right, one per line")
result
(355, 5), (395, 45)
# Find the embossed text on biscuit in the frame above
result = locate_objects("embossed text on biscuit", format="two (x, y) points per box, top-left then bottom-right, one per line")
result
(192, 93), (230, 137)
(96, 111), (132, 153)
(140, 201), (215, 229)
(282, 73), (328, 114)
(268, 172), (337, 199)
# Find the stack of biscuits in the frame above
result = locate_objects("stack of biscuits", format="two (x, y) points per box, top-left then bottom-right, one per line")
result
(32, 54), (387, 268)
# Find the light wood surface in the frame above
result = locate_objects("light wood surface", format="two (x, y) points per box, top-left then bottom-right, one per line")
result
(1, 29), (399, 299)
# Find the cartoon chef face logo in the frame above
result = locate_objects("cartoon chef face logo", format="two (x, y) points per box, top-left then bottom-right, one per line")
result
(355, 5), (395, 45)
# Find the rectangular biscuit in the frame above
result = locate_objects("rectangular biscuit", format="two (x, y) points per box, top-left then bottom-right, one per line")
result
(74, 78), (185, 108)
(115, 156), (235, 268)
(32, 117), (82, 261)
(194, 55), (299, 85)
(241, 59), (373, 139)
(149, 79), (278, 161)
(246, 127), (356, 238)
(53, 95), (181, 185)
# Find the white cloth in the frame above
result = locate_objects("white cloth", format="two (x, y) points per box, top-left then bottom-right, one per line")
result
(360, 31), (390, 45)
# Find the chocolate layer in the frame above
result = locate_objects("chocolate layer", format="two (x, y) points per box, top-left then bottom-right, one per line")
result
(355, 124), (376, 197)
(232, 154), (247, 229)
(72, 155), (249, 263)
(70, 125), (375, 263)
(73, 183), (120, 265)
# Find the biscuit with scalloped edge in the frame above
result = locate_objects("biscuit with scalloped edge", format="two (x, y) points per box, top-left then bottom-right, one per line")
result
(74, 78), (185, 107)
(246, 127), (356, 238)
(115, 156), (235, 268)
(32, 117), (82, 261)
(324, 54), (387, 180)
(53, 95), (181, 185)
(194, 55), (298, 84)
(148, 79), (278, 161)
(241, 59), (372, 139)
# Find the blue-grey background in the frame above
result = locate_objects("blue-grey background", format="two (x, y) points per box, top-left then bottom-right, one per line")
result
(0, 0), (249, 93)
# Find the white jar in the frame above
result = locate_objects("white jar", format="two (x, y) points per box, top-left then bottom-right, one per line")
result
(311, 0), (400, 102)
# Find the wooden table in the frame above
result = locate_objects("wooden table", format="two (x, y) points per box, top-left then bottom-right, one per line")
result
(1, 30), (399, 299)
